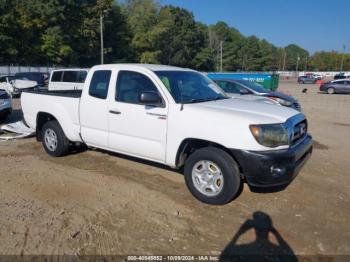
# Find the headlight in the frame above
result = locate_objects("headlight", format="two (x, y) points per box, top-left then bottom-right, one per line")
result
(250, 124), (289, 148)
(268, 97), (292, 106)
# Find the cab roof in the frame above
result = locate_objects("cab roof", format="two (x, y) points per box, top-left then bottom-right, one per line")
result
(91, 63), (194, 72)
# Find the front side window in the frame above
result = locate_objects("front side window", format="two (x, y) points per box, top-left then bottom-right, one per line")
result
(51, 71), (63, 82)
(216, 80), (242, 94)
(62, 71), (78, 82)
(116, 71), (160, 104)
(235, 80), (268, 93)
(154, 71), (227, 104)
(89, 70), (111, 99)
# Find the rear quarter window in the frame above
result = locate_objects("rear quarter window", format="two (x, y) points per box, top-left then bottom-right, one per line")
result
(89, 70), (111, 99)
(51, 71), (63, 82)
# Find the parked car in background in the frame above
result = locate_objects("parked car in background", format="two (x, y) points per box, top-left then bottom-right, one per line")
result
(15, 72), (48, 87)
(48, 69), (88, 91)
(305, 73), (322, 80)
(0, 90), (12, 120)
(319, 79), (350, 94)
(213, 79), (301, 111)
(0, 75), (38, 96)
(298, 75), (317, 84)
(334, 73), (349, 80)
(21, 64), (312, 205)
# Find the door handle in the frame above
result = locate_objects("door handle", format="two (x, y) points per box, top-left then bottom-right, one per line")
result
(109, 110), (121, 115)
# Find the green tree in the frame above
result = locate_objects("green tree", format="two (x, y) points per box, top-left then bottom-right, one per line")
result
(0, 0), (21, 63)
(121, 0), (160, 62)
(284, 44), (309, 71)
(155, 6), (206, 68)
(209, 22), (245, 71)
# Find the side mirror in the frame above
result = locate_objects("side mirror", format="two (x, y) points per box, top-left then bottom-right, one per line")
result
(139, 91), (162, 106)
(239, 88), (250, 95)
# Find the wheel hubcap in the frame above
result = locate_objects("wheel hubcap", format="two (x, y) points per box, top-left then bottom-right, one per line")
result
(44, 128), (58, 151)
(192, 160), (224, 197)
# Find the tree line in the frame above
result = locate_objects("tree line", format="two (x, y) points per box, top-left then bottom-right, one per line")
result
(1, 0), (349, 72)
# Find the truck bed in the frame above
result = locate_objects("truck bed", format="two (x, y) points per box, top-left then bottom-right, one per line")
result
(21, 89), (82, 142)
(23, 89), (82, 98)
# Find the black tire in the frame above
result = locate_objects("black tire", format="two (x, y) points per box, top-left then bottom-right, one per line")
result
(327, 87), (335, 94)
(0, 111), (10, 121)
(41, 120), (69, 157)
(0, 114), (6, 121)
(184, 147), (242, 205)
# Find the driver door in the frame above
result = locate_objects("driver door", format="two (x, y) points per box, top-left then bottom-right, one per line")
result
(108, 70), (168, 162)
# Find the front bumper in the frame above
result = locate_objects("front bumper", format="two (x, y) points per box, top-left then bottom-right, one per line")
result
(231, 134), (312, 187)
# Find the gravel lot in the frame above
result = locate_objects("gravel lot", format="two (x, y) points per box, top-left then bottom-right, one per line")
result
(0, 80), (349, 257)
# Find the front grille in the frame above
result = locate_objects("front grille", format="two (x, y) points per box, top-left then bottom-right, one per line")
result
(291, 120), (307, 145)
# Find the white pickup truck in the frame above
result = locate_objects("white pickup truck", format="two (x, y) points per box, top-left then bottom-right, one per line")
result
(21, 64), (312, 205)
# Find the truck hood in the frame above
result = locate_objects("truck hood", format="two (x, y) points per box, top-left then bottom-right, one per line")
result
(227, 93), (279, 105)
(187, 98), (299, 123)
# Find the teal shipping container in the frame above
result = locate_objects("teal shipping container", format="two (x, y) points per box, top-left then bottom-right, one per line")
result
(207, 73), (279, 91)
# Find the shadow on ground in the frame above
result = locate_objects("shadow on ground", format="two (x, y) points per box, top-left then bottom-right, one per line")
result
(220, 211), (297, 262)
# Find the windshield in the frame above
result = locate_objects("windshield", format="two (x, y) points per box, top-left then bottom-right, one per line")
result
(235, 79), (269, 93)
(154, 71), (227, 103)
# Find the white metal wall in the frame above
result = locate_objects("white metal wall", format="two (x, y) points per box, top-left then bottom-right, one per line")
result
(0, 66), (60, 76)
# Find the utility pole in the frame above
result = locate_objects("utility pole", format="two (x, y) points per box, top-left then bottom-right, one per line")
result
(282, 50), (286, 71)
(220, 41), (223, 72)
(100, 14), (104, 64)
(304, 56), (308, 71)
(242, 54), (245, 71)
(296, 54), (300, 72)
(340, 44), (346, 72)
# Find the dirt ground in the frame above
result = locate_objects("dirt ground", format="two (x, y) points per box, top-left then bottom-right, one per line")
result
(0, 79), (349, 258)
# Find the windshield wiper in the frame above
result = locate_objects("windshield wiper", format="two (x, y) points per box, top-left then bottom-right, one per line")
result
(185, 98), (213, 104)
(184, 96), (227, 104)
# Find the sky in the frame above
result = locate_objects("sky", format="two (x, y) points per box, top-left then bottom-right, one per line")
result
(160, 0), (350, 54)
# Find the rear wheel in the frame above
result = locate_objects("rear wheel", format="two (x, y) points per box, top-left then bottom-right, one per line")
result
(327, 87), (335, 94)
(42, 120), (69, 157)
(184, 147), (242, 205)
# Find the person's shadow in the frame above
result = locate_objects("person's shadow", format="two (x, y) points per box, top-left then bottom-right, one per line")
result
(220, 211), (297, 262)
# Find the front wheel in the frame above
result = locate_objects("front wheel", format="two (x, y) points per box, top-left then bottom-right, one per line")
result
(42, 120), (69, 157)
(327, 87), (335, 94)
(184, 147), (242, 205)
